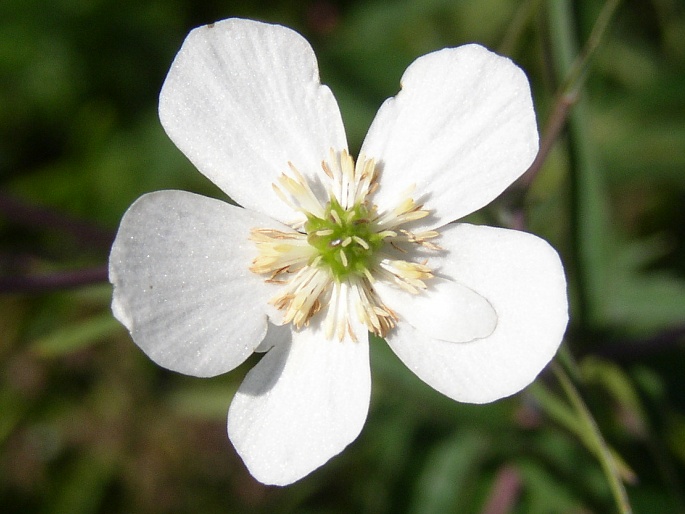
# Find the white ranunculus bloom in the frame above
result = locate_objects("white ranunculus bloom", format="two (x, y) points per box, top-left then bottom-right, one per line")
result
(109, 18), (568, 486)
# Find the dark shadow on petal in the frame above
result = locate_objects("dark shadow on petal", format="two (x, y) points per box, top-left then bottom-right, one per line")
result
(238, 327), (293, 396)
(254, 321), (290, 353)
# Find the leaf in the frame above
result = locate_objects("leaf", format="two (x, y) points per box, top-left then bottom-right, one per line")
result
(581, 356), (649, 438)
(517, 459), (586, 514)
(408, 430), (489, 514)
(607, 241), (685, 331)
(0, 389), (28, 445)
(47, 452), (118, 514)
(165, 380), (235, 420)
(529, 377), (636, 484)
(29, 313), (120, 357)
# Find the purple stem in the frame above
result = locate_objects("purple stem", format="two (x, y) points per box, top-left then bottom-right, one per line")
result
(479, 465), (522, 514)
(0, 192), (114, 251)
(0, 264), (109, 294)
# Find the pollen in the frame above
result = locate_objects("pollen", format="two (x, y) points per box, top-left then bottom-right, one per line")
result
(250, 149), (438, 339)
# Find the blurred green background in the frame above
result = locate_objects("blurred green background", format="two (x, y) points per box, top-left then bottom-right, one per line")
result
(2, 0), (685, 512)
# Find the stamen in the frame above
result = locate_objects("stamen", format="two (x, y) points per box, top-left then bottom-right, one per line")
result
(353, 236), (370, 250)
(250, 148), (439, 339)
(329, 209), (342, 225)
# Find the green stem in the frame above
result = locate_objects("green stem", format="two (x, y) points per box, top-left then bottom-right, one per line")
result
(523, 0), (621, 187)
(546, 0), (621, 327)
(553, 352), (633, 514)
(559, 0), (623, 96)
(497, 0), (541, 56)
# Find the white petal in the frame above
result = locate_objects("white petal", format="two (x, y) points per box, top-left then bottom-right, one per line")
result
(109, 190), (280, 377)
(159, 18), (347, 224)
(227, 323), (370, 485)
(361, 45), (538, 229)
(386, 224), (568, 404)
(375, 276), (497, 343)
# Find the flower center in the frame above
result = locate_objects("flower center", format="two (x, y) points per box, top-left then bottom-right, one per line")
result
(305, 198), (384, 281)
(250, 149), (439, 340)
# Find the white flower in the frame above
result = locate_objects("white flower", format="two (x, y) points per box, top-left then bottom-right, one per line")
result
(109, 18), (568, 486)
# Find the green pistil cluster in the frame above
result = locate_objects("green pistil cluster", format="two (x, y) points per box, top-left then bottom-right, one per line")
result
(305, 198), (385, 281)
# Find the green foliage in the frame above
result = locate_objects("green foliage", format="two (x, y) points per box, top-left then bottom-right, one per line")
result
(2, 0), (685, 513)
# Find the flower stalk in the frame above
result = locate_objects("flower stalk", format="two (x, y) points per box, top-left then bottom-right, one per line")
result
(553, 354), (633, 514)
